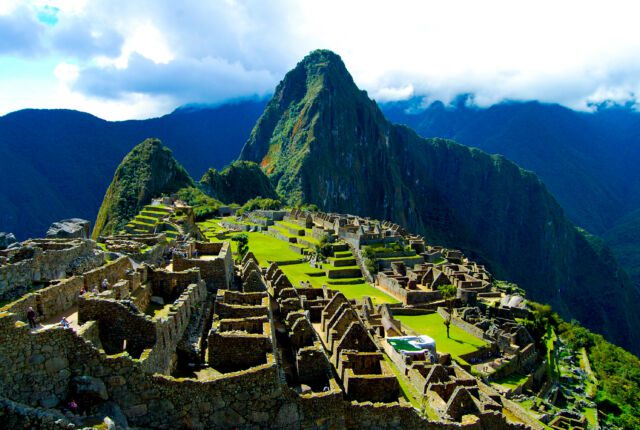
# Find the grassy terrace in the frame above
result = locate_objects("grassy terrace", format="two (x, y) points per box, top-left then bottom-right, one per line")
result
(492, 372), (530, 389)
(396, 313), (487, 364)
(247, 232), (396, 304)
(277, 220), (305, 231)
(197, 221), (398, 305)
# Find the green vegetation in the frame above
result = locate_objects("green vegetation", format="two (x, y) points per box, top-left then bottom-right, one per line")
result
(493, 280), (526, 296)
(315, 235), (332, 260)
(175, 187), (222, 220)
(205, 226), (396, 305)
(559, 320), (640, 429)
(124, 204), (173, 235)
(199, 160), (279, 205)
(243, 231), (302, 263)
(93, 138), (193, 238)
(231, 233), (249, 261)
(238, 197), (283, 214)
(438, 284), (457, 338)
(492, 372), (530, 390)
(396, 313), (487, 364)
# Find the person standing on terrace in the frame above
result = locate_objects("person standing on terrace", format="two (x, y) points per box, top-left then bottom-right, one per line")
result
(26, 306), (37, 329)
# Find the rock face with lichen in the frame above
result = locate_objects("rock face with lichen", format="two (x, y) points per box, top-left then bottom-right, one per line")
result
(92, 139), (194, 238)
(240, 49), (640, 354)
(46, 219), (91, 239)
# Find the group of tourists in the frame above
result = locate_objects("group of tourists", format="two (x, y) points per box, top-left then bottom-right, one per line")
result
(79, 278), (110, 296)
(25, 306), (71, 331)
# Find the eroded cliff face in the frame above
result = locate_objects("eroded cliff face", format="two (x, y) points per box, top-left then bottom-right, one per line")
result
(93, 138), (193, 238)
(240, 49), (640, 353)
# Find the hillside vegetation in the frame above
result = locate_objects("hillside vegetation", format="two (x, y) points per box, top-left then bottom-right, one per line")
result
(199, 160), (279, 205)
(92, 138), (193, 237)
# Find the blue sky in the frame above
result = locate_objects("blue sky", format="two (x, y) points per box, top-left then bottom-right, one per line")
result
(1, 0), (640, 120)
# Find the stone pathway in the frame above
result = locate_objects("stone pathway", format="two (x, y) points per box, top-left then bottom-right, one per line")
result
(35, 306), (80, 332)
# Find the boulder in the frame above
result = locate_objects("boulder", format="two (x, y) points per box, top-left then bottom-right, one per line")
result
(46, 219), (91, 239)
(92, 401), (129, 430)
(72, 376), (108, 403)
(0, 232), (17, 250)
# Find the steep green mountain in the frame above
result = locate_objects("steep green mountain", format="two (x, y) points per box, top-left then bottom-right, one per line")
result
(93, 138), (194, 237)
(0, 100), (264, 239)
(381, 100), (640, 291)
(240, 49), (640, 354)
(199, 160), (278, 204)
(605, 209), (640, 286)
(381, 100), (640, 235)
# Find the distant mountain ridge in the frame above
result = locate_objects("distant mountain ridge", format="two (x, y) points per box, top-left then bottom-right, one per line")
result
(240, 49), (640, 353)
(381, 99), (640, 289)
(0, 100), (265, 239)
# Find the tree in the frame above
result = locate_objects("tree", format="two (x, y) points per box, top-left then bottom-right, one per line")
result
(315, 235), (332, 261)
(232, 233), (249, 261)
(438, 284), (457, 338)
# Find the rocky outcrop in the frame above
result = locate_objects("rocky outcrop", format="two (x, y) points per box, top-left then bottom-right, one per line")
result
(0, 232), (17, 250)
(240, 49), (640, 354)
(46, 219), (91, 239)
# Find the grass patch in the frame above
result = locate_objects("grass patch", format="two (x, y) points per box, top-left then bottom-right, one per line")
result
(396, 313), (487, 364)
(492, 372), (530, 389)
(243, 232), (397, 305)
(245, 232), (306, 264)
(329, 283), (397, 304)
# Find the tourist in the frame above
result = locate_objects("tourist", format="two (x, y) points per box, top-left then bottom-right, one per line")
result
(66, 399), (78, 415)
(26, 306), (37, 329)
(79, 286), (86, 295)
(92, 286), (99, 294)
(101, 278), (109, 291)
(60, 317), (70, 329)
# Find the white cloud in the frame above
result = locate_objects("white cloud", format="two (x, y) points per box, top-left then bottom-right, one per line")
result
(53, 61), (78, 83)
(374, 85), (414, 102)
(2, 0), (640, 119)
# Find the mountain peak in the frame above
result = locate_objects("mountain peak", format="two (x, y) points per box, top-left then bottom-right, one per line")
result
(92, 138), (193, 237)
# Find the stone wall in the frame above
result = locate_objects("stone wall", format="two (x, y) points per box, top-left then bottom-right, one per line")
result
(147, 267), (201, 302)
(143, 280), (207, 374)
(173, 242), (232, 292)
(438, 308), (486, 340)
(0, 309), (527, 429)
(0, 239), (101, 300)
(0, 396), (74, 429)
(377, 275), (443, 305)
(82, 256), (132, 291)
(208, 332), (273, 372)
(1, 276), (84, 323)
(78, 296), (156, 357)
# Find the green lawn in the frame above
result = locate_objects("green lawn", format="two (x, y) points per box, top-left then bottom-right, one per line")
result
(396, 313), (487, 363)
(277, 220), (305, 231)
(330, 283), (397, 304)
(245, 232), (305, 264)
(492, 372), (530, 389)
(244, 232), (397, 304)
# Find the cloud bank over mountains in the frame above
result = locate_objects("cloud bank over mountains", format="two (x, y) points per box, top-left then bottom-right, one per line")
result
(1, 0), (640, 119)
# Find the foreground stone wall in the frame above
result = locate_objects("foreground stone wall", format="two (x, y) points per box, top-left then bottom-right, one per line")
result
(0, 239), (101, 300)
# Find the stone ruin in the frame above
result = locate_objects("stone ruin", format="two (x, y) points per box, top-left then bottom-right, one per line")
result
(0, 210), (541, 429)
